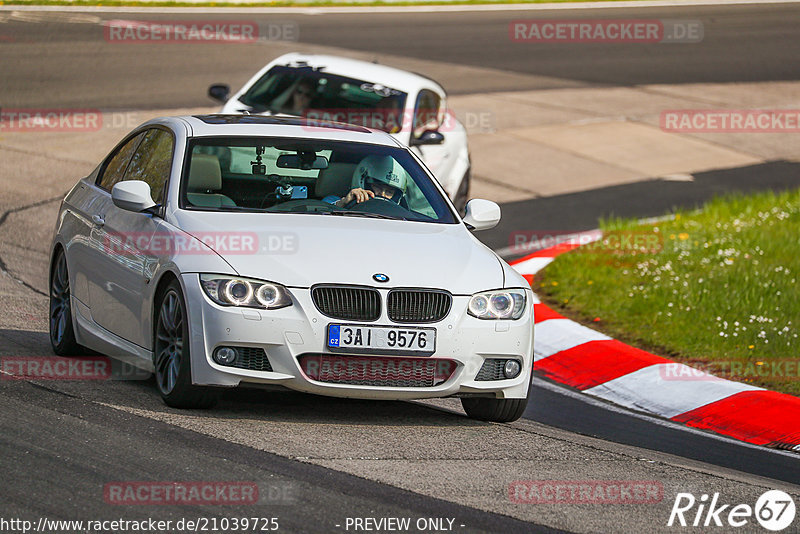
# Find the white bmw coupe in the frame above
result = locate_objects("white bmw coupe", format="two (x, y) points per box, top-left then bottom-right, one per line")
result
(49, 115), (533, 422)
(209, 53), (472, 212)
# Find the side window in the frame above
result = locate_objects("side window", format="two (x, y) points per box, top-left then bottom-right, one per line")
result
(412, 90), (442, 139)
(96, 133), (144, 191)
(123, 129), (174, 205)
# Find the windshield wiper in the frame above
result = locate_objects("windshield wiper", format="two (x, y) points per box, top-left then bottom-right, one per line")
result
(328, 210), (405, 221)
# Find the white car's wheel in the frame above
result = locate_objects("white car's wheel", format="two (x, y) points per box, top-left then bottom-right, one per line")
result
(461, 396), (528, 423)
(154, 281), (218, 409)
(49, 249), (81, 356)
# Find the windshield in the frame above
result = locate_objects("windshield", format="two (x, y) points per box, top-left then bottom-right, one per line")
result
(181, 137), (457, 224)
(238, 66), (408, 134)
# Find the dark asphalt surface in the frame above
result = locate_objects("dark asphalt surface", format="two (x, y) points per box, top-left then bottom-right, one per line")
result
(1, 3), (799, 529)
(0, 374), (557, 533)
(1, 4), (799, 108)
(281, 5), (800, 89)
(483, 161), (800, 252)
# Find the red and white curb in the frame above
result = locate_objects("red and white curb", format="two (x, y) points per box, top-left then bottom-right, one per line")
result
(511, 233), (800, 452)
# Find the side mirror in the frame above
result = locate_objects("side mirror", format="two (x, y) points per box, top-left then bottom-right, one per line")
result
(208, 83), (230, 104)
(410, 130), (445, 147)
(112, 181), (157, 213)
(462, 199), (500, 231)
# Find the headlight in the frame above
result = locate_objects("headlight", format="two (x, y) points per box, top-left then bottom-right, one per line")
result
(200, 274), (292, 309)
(468, 289), (526, 320)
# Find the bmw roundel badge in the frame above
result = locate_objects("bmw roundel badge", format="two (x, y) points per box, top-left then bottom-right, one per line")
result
(373, 273), (389, 283)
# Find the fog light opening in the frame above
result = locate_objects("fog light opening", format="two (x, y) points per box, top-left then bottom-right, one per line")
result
(214, 347), (238, 365)
(503, 359), (521, 379)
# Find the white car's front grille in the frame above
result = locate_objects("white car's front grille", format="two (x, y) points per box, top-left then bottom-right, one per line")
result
(387, 289), (452, 323)
(311, 285), (381, 322)
(298, 354), (456, 388)
(311, 285), (452, 324)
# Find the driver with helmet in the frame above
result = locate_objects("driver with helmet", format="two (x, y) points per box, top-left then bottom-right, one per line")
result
(325, 155), (407, 208)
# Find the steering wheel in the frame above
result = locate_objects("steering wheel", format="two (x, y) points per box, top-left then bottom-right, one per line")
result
(343, 195), (395, 210)
(342, 197), (415, 220)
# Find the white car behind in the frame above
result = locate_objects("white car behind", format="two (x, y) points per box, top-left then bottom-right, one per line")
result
(49, 114), (532, 422)
(209, 53), (472, 211)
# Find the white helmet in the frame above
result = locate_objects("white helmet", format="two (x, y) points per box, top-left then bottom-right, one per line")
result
(351, 155), (407, 202)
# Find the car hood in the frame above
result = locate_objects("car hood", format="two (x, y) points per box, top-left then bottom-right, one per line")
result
(172, 211), (503, 294)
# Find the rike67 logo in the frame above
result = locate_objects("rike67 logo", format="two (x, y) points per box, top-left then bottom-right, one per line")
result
(668, 490), (796, 531)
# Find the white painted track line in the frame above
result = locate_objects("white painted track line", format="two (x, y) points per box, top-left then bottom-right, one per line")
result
(584, 363), (764, 419)
(533, 318), (612, 361)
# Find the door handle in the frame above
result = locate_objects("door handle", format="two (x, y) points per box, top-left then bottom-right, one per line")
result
(91, 215), (105, 227)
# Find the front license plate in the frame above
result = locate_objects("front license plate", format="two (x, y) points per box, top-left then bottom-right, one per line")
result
(327, 324), (436, 355)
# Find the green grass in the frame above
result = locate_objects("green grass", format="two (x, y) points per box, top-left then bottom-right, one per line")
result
(539, 188), (800, 396)
(0, 0), (646, 8)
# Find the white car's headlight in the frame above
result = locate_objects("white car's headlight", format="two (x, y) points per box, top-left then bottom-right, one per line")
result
(200, 274), (292, 309)
(468, 289), (526, 320)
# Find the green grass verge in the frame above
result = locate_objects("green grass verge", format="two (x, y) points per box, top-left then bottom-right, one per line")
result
(0, 0), (645, 8)
(538, 188), (800, 396)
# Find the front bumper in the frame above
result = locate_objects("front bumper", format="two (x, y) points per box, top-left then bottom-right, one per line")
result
(182, 274), (533, 400)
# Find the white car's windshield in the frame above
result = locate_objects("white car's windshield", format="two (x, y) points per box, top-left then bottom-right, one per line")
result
(238, 66), (408, 133)
(181, 136), (457, 224)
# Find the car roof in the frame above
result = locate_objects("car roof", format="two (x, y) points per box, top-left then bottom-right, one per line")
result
(269, 53), (446, 95)
(168, 115), (403, 147)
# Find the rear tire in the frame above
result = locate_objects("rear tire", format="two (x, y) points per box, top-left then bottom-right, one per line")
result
(461, 396), (528, 423)
(153, 281), (219, 409)
(49, 248), (81, 356)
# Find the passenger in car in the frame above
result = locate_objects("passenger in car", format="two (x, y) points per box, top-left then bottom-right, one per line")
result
(289, 79), (316, 114)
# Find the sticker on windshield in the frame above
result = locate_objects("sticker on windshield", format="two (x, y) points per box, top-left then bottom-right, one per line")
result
(359, 83), (400, 97)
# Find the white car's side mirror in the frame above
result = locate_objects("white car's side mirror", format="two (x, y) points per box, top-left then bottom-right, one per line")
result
(112, 180), (157, 213)
(462, 199), (501, 231)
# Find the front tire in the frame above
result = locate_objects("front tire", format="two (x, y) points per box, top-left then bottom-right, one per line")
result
(49, 248), (81, 356)
(154, 281), (218, 409)
(461, 397), (528, 423)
